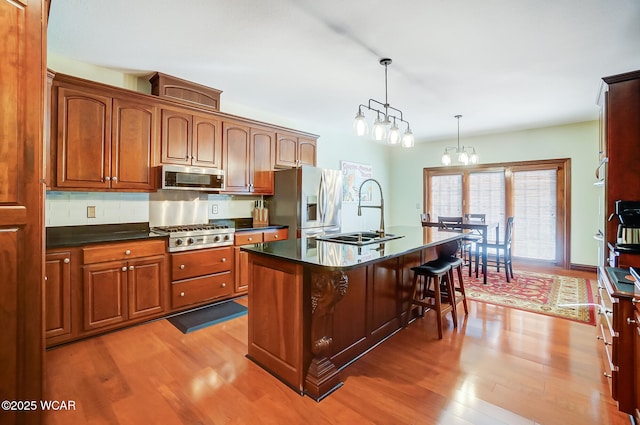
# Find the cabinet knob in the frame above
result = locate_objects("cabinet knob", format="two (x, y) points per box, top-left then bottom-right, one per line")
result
(121, 266), (127, 272)
(248, 237), (253, 241)
(112, 176), (118, 182)
(105, 176), (111, 181)
(627, 317), (637, 325)
(603, 372), (612, 379)
(180, 292), (185, 297)
(129, 265), (134, 271)
(633, 298), (639, 305)
(44, 276), (48, 281)
(274, 235), (279, 239)
(221, 258), (226, 263)
(179, 264), (185, 270)
(64, 258), (70, 264)
(221, 283), (226, 288)
(125, 249), (131, 255)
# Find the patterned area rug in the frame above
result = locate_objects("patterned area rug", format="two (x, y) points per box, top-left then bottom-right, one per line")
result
(464, 269), (597, 325)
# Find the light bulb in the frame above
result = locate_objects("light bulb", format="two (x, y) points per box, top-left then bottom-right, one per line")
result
(441, 152), (451, 166)
(353, 110), (368, 136)
(470, 152), (479, 164)
(372, 116), (386, 141)
(401, 128), (414, 148)
(388, 122), (401, 145)
(458, 151), (469, 165)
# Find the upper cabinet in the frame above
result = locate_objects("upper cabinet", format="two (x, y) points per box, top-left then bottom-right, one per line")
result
(275, 132), (317, 168)
(160, 106), (222, 168)
(51, 75), (157, 191)
(48, 72), (318, 194)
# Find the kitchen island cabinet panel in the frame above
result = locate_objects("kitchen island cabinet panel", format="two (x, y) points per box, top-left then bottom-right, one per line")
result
(244, 226), (461, 400)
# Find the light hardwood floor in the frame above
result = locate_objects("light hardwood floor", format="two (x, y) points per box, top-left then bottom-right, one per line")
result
(43, 266), (632, 425)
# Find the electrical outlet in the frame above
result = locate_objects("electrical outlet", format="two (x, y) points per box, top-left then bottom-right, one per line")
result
(212, 204), (219, 214)
(415, 203), (420, 210)
(87, 206), (96, 218)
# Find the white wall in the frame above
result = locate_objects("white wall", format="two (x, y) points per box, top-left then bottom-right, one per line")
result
(388, 121), (600, 266)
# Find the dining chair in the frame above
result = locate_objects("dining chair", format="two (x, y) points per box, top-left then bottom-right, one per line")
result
(474, 216), (515, 282)
(437, 216), (463, 230)
(461, 213), (486, 275)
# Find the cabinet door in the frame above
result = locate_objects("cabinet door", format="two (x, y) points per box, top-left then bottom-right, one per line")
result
(127, 255), (166, 320)
(161, 108), (192, 165)
(55, 86), (112, 188)
(45, 251), (72, 339)
(298, 137), (317, 167)
(223, 121), (251, 192)
(112, 98), (156, 190)
(635, 307), (640, 424)
(193, 114), (222, 168)
(250, 128), (275, 194)
(275, 133), (298, 168)
(83, 261), (128, 331)
(234, 246), (249, 294)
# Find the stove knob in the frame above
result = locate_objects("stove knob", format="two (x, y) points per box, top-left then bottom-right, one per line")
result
(224, 234), (231, 241)
(214, 235), (221, 242)
(187, 237), (195, 245)
(175, 239), (184, 246)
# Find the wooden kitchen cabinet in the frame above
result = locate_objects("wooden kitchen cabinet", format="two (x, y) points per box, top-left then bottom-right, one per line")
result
(597, 267), (636, 415)
(275, 132), (317, 168)
(223, 121), (275, 194)
(45, 250), (73, 344)
(52, 75), (157, 191)
(82, 240), (167, 333)
(169, 247), (234, 309)
(160, 106), (222, 168)
(234, 228), (288, 294)
(635, 301), (640, 424)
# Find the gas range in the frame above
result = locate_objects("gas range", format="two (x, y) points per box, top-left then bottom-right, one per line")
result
(151, 223), (234, 252)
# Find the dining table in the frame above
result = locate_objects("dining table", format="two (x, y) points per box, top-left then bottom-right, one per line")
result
(421, 219), (500, 285)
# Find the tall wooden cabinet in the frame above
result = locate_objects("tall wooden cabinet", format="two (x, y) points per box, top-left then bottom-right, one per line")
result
(0, 1), (45, 423)
(596, 70), (640, 419)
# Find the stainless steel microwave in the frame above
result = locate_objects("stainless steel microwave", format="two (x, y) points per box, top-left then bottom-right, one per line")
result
(161, 164), (225, 191)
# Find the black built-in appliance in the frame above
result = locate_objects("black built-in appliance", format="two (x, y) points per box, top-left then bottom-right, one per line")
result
(610, 200), (640, 247)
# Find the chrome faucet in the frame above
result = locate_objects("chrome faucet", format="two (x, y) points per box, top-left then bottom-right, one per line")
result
(357, 178), (385, 237)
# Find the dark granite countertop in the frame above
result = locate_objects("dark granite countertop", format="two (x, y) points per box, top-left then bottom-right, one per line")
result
(240, 225), (464, 271)
(46, 222), (165, 248)
(222, 217), (287, 232)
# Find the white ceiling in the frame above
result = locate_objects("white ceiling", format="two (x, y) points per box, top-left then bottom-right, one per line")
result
(47, 0), (640, 143)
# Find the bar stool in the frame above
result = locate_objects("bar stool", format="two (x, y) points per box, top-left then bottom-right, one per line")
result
(441, 255), (469, 316)
(405, 259), (456, 339)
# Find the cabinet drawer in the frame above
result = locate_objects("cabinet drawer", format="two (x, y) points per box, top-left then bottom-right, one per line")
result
(235, 231), (263, 245)
(170, 247), (232, 281)
(83, 240), (165, 264)
(171, 272), (233, 308)
(263, 228), (287, 242)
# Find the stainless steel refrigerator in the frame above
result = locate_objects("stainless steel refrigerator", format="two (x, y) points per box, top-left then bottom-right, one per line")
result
(268, 166), (342, 240)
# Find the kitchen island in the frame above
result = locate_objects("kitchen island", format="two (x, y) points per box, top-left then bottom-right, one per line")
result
(242, 225), (464, 400)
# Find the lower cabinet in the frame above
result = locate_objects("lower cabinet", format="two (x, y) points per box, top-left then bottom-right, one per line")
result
(45, 250), (74, 345)
(170, 246), (233, 309)
(234, 228), (288, 295)
(81, 240), (168, 335)
(635, 303), (640, 423)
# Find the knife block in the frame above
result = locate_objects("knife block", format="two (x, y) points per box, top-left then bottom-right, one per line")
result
(253, 208), (269, 227)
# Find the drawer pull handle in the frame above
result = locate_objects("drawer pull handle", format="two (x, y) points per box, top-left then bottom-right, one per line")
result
(603, 372), (612, 379)
(64, 258), (70, 264)
(221, 283), (226, 288)
(627, 318), (637, 325)
(125, 249), (131, 255)
(179, 264), (185, 270)
(274, 235), (279, 239)
(180, 292), (185, 297)
(248, 237), (253, 241)
(221, 258), (226, 263)
(121, 266), (127, 272)
(596, 336), (611, 345)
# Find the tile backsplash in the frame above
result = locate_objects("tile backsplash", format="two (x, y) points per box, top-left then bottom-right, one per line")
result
(46, 191), (262, 227)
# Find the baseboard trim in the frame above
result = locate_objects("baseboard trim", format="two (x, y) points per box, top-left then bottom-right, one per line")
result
(570, 263), (597, 273)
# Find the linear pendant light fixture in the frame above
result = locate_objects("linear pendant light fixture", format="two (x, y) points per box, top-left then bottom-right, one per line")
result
(353, 58), (415, 148)
(441, 114), (478, 165)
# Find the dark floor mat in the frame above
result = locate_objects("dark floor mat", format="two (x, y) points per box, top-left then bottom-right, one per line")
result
(167, 301), (247, 334)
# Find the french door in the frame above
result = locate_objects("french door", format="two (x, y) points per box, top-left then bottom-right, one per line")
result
(424, 159), (570, 267)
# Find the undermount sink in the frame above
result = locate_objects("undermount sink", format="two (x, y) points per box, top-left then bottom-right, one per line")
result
(316, 231), (404, 246)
